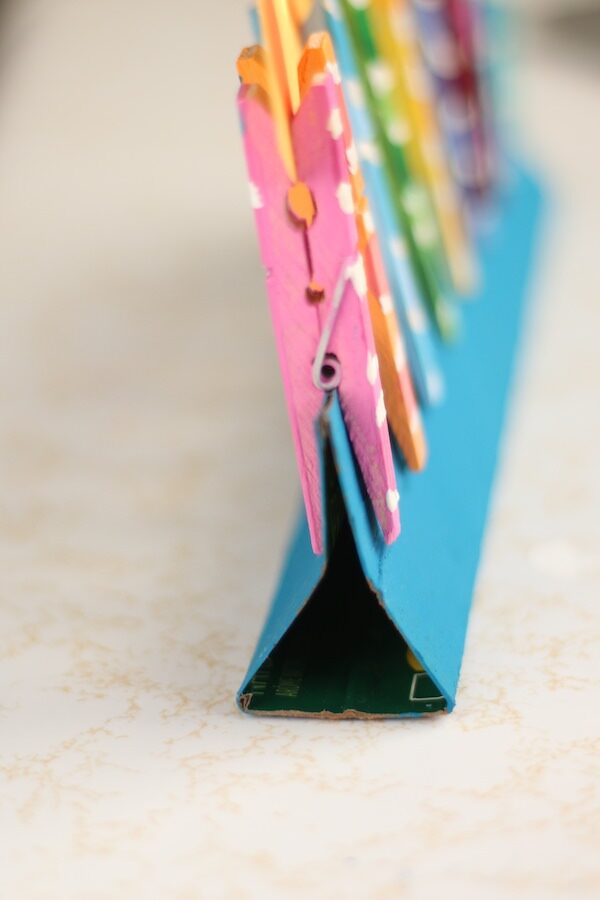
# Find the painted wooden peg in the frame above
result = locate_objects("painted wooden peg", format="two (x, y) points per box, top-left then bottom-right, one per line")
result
(323, 0), (445, 406)
(369, 0), (478, 294)
(238, 41), (403, 554)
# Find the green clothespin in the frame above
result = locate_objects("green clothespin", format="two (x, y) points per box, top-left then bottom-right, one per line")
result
(339, 0), (457, 339)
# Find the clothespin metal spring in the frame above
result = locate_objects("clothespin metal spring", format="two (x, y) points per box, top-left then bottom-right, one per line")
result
(311, 256), (357, 392)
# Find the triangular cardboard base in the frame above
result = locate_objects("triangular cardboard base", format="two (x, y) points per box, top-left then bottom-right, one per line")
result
(240, 514), (446, 718)
(238, 162), (545, 719)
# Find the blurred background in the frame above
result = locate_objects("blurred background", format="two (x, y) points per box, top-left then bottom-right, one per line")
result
(0, 2), (598, 898)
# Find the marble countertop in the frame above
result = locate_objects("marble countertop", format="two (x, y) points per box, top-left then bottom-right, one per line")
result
(1, 2), (598, 898)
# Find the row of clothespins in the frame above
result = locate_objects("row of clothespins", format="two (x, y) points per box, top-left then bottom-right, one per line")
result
(236, 0), (505, 555)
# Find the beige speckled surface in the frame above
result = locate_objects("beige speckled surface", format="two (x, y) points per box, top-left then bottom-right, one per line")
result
(0, 2), (599, 898)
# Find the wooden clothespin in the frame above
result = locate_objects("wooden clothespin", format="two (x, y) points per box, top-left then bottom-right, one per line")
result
(238, 23), (427, 554)
(368, 0), (478, 294)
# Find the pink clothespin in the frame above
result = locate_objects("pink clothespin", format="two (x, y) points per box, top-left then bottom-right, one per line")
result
(238, 37), (402, 556)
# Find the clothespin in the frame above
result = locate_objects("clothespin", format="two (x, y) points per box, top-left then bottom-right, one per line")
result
(368, 0), (478, 294)
(301, 36), (427, 471)
(250, 3), (430, 427)
(238, 25), (428, 554)
(412, 0), (494, 201)
(323, 0), (445, 406)
(336, 0), (458, 340)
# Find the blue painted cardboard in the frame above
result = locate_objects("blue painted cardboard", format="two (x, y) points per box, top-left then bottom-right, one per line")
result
(238, 162), (544, 717)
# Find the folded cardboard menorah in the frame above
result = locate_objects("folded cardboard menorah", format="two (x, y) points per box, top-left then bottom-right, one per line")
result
(235, 2), (544, 718)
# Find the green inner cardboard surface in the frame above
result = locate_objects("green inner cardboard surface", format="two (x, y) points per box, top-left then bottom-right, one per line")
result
(240, 516), (447, 718)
